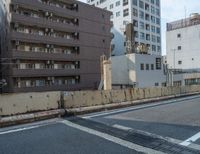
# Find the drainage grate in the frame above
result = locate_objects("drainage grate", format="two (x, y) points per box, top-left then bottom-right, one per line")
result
(69, 117), (200, 154)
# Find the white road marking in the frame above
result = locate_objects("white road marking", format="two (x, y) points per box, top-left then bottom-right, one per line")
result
(82, 95), (200, 119)
(113, 124), (132, 131)
(61, 120), (164, 154)
(0, 125), (40, 135)
(0, 118), (60, 135)
(180, 132), (200, 146)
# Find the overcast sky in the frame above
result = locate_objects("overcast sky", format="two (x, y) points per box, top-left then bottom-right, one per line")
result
(78, 0), (200, 55)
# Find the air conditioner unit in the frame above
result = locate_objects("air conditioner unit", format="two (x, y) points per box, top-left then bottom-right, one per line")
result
(50, 44), (54, 48)
(47, 60), (50, 64)
(16, 41), (20, 46)
(50, 13), (53, 17)
(45, 28), (49, 32)
(46, 44), (50, 48)
(14, 23), (19, 28)
(73, 18), (78, 23)
(50, 29), (54, 33)
(75, 76), (79, 79)
(13, 5), (19, 11)
(73, 3), (78, 10)
(74, 46), (79, 51)
(45, 12), (49, 17)
(74, 32), (78, 36)
(75, 61), (79, 64)
(47, 77), (51, 80)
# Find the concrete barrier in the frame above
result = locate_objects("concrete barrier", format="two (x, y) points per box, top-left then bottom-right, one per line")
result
(63, 85), (200, 109)
(1, 85), (200, 117)
(0, 92), (60, 116)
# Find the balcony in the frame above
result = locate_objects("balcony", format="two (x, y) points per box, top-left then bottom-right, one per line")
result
(10, 31), (80, 47)
(11, 13), (78, 31)
(12, 50), (79, 61)
(12, 68), (80, 77)
(12, 83), (83, 93)
(11, 0), (78, 16)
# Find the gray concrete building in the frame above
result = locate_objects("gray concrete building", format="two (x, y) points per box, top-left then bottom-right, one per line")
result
(0, 0), (112, 93)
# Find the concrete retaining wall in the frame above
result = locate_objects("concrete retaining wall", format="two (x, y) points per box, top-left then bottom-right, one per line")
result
(63, 85), (200, 108)
(0, 92), (60, 116)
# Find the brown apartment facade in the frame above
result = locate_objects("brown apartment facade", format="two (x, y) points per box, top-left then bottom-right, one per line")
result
(0, 0), (112, 93)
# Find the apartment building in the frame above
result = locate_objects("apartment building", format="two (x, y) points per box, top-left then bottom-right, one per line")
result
(88, 0), (161, 56)
(0, 0), (112, 93)
(167, 13), (200, 71)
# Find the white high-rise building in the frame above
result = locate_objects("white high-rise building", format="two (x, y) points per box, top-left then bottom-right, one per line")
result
(87, 0), (161, 56)
(167, 13), (200, 71)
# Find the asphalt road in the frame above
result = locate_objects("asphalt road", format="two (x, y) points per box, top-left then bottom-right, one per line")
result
(84, 95), (200, 146)
(0, 95), (200, 154)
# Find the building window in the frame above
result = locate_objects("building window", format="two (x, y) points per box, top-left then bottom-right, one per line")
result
(177, 33), (181, 38)
(151, 6), (155, 14)
(123, 0), (128, 6)
(157, 46), (161, 52)
(156, 18), (160, 25)
(156, 8), (160, 16)
(152, 35), (156, 42)
(145, 13), (150, 21)
(145, 3), (149, 11)
(151, 64), (154, 70)
(151, 16), (156, 23)
(140, 32), (145, 40)
(116, 11), (120, 17)
(178, 46), (181, 50)
(133, 0), (137, 6)
(178, 61), (182, 65)
(123, 9), (129, 17)
(139, 22), (144, 30)
(152, 45), (156, 51)
(134, 31), (138, 38)
(155, 83), (159, 86)
(110, 4), (114, 9)
(139, 10), (144, 19)
(151, 25), (155, 33)
(146, 64), (149, 70)
(156, 0), (160, 6)
(156, 27), (160, 34)
(133, 20), (138, 27)
(116, 1), (120, 6)
(151, 0), (155, 4)
(139, 0), (144, 9)
(146, 34), (150, 41)
(157, 36), (161, 43)
(156, 58), (161, 70)
(133, 8), (138, 17)
(141, 63), (144, 70)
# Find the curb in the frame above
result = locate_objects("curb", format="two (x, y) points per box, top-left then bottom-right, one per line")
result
(0, 109), (65, 128)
